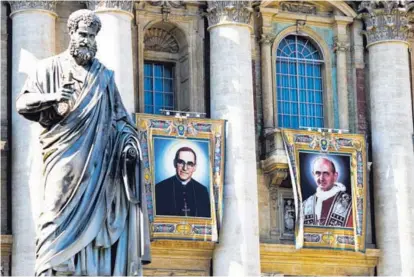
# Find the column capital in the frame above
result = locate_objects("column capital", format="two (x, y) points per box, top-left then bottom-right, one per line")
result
(86, 0), (134, 16)
(206, 1), (253, 29)
(9, 1), (57, 16)
(333, 37), (350, 52)
(358, 1), (411, 47)
(260, 33), (276, 45)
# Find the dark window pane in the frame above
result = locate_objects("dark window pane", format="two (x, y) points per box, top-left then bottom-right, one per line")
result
(283, 116), (290, 127)
(164, 66), (172, 78)
(145, 106), (153, 113)
(155, 93), (163, 106)
(278, 100), (284, 114)
(164, 93), (174, 107)
(291, 116), (299, 128)
(144, 77), (153, 91)
(164, 79), (173, 92)
(144, 63), (152, 77)
(144, 91), (153, 105)
(316, 118), (324, 127)
(292, 103), (298, 114)
(154, 64), (162, 77)
(281, 88), (289, 101)
(154, 78), (163, 91)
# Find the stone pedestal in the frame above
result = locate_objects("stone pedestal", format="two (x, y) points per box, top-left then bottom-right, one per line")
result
(360, 2), (414, 275)
(87, 0), (135, 114)
(9, 1), (57, 275)
(207, 2), (260, 276)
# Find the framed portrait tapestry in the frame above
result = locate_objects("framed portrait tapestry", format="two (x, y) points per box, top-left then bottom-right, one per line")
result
(282, 129), (367, 252)
(135, 113), (226, 242)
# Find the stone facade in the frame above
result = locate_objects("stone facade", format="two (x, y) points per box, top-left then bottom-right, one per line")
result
(2, 1), (414, 276)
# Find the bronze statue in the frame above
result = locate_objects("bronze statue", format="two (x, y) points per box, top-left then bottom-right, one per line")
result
(16, 9), (151, 276)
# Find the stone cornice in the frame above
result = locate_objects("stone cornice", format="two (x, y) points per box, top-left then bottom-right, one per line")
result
(86, 0), (133, 14)
(9, 1), (57, 15)
(206, 1), (253, 28)
(358, 1), (411, 46)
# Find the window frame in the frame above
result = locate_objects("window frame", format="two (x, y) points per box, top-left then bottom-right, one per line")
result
(143, 60), (176, 114)
(272, 27), (335, 129)
(275, 35), (325, 129)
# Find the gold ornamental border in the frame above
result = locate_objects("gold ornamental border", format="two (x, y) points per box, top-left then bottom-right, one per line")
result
(135, 113), (226, 242)
(282, 129), (368, 252)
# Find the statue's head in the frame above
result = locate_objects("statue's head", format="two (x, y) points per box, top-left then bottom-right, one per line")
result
(67, 9), (101, 65)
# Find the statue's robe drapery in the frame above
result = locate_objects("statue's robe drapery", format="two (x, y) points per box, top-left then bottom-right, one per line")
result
(18, 54), (151, 276)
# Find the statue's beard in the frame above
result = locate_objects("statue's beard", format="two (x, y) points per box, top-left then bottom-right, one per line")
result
(69, 39), (97, 65)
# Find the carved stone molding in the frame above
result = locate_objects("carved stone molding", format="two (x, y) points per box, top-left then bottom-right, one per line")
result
(9, 1), (57, 14)
(206, 1), (253, 28)
(147, 1), (184, 21)
(333, 37), (350, 52)
(260, 33), (276, 45)
(280, 1), (317, 15)
(358, 1), (411, 46)
(86, 0), (133, 14)
(268, 167), (289, 187)
(144, 28), (179, 53)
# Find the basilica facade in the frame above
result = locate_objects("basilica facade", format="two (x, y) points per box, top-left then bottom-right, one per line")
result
(1, 1), (414, 276)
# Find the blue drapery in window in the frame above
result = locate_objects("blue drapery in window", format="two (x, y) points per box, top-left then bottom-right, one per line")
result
(144, 62), (174, 114)
(276, 35), (324, 128)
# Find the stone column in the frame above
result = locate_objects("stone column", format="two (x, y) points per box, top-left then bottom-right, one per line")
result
(87, 0), (135, 114)
(261, 34), (275, 130)
(359, 2), (414, 276)
(9, 1), (57, 275)
(207, 2), (260, 276)
(333, 18), (352, 130)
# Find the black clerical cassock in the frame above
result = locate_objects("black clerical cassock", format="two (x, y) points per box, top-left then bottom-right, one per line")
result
(155, 176), (211, 217)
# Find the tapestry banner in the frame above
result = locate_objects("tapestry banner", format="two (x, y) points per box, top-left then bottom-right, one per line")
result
(135, 113), (226, 242)
(282, 129), (367, 252)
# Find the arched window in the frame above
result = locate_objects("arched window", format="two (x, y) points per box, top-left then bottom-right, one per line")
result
(276, 35), (324, 128)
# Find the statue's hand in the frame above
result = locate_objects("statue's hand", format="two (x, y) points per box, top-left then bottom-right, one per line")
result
(49, 81), (76, 103)
(16, 81), (74, 114)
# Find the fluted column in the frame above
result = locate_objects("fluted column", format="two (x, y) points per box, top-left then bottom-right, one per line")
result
(359, 2), (414, 275)
(261, 34), (275, 130)
(9, 1), (57, 275)
(333, 18), (351, 130)
(207, 2), (260, 276)
(87, 0), (135, 114)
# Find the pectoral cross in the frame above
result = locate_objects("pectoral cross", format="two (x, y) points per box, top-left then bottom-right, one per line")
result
(181, 202), (191, 216)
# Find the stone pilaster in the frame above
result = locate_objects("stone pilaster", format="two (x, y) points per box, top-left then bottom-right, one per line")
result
(333, 17), (352, 130)
(260, 33), (275, 130)
(359, 2), (414, 276)
(207, 2), (260, 276)
(333, 39), (349, 130)
(87, 0), (135, 114)
(9, 1), (57, 275)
